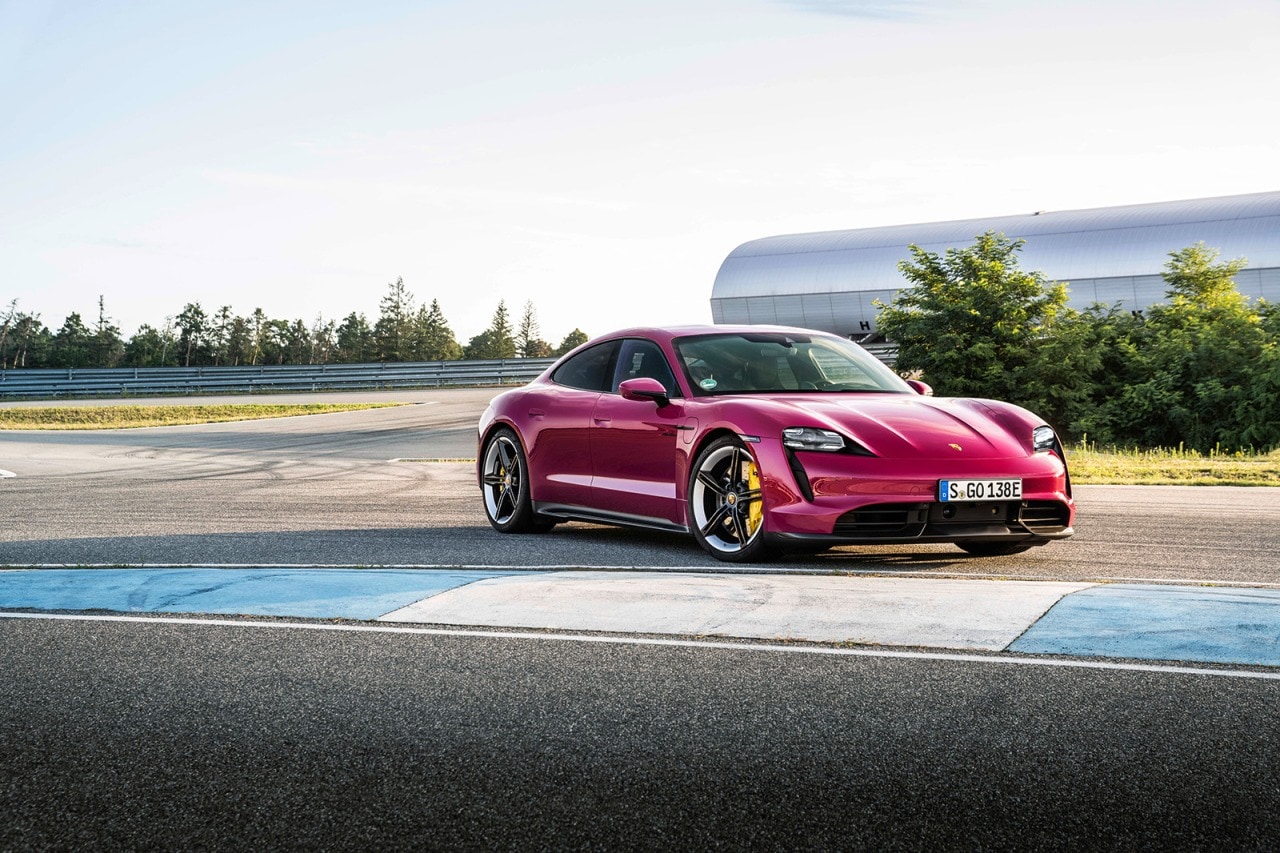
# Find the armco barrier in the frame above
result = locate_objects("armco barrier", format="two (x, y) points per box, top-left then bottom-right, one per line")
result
(0, 359), (557, 399)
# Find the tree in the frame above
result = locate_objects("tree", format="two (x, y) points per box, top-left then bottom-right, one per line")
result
(1094, 243), (1261, 451)
(208, 305), (235, 366)
(334, 312), (375, 363)
(553, 328), (589, 356)
(225, 315), (253, 366)
(375, 277), (415, 361)
(90, 296), (125, 368)
(875, 231), (1081, 425)
(123, 324), (177, 367)
(284, 318), (312, 364)
(48, 312), (93, 368)
(465, 301), (517, 359)
(1, 307), (50, 368)
(175, 302), (208, 367)
(246, 308), (268, 365)
(311, 315), (336, 364)
(412, 300), (461, 361)
(515, 301), (550, 358)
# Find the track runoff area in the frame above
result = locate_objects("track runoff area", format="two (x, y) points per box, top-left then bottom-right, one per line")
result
(2, 566), (1278, 677)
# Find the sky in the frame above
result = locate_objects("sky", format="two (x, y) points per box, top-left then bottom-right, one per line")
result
(3, 0), (1279, 345)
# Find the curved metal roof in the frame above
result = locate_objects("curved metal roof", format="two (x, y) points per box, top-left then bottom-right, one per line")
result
(712, 191), (1280, 299)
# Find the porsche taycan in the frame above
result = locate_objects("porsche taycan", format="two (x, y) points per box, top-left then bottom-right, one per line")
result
(478, 325), (1074, 562)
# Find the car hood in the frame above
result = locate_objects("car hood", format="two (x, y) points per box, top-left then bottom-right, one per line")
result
(780, 394), (1033, 459)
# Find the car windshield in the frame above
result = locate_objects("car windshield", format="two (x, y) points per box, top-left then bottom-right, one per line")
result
(674, 332), (911, 396)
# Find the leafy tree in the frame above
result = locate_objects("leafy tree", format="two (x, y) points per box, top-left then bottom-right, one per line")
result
(553, 328), (589, 356)
(225, 315), (253, 366)
(515, 301), (550, 357)
(123, 323), (178, 367)
(246, 308), (269, 365)
(208, 305), (235, 366)
(375, 277), (415, 361)
(311, 316), (336, 364)
(335, 312), (375, 363)
(48, 312), (93, 368)
(284, 318), (312, 364)
(412, 299), (461, 361)
(1095, 243), (1261, 451)
(175, 302), (208, 367)
(465, 301), (517, 359)
(0, 300), (17, 368)
(90, 296), (125, 368)
(875, 232), (1082, 427)
(0, 302), (50, 369)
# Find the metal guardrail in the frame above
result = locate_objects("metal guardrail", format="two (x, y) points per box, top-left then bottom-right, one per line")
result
(0, 358), (557, 399)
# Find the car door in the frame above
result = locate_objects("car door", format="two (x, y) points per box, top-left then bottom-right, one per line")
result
(526, 341), (618, 510)
(589, 338), (685, 525)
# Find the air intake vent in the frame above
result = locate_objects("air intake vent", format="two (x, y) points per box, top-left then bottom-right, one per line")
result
(1019, 501), (1070, 534)
(833, 503), (928, 537)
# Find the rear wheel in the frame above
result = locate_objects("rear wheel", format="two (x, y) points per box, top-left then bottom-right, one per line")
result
(689, 436), (772, 562)
(480, 428), (555, 533)
(957, 541), (1033, 557)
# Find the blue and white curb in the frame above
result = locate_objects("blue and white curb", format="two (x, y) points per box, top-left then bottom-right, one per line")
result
(0, 568), (519, 621)
(1011, 583), (1280, 667)
(2, 568), (1278, 668)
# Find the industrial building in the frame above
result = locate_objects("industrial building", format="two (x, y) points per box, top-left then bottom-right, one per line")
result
(710, 191), (1280, 338)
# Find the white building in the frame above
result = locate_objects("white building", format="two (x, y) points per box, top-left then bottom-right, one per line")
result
(711, 191), (1280, 338)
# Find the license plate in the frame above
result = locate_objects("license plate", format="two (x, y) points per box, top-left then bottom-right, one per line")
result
(939, 479), (1022, 502)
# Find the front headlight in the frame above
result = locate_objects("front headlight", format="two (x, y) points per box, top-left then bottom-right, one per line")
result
(782, 427), (845, 452)
(1032, 425), (1057, 453)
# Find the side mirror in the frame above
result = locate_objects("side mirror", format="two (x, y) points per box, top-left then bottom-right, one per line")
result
(618, 377), (670, 407)
(906, 379), (933, 396)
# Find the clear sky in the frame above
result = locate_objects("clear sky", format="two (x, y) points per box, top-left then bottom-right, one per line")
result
(3, 0), (1278, 344)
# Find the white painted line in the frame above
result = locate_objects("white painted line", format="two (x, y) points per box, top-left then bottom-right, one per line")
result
(3, 610), (1277, 681)
(0, 469), (15, 478)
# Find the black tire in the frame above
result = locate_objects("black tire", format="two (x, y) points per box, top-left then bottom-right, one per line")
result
(957, 541), (1033, 557)
(480, 428), (555, 534)
(688, 436), (772, 562)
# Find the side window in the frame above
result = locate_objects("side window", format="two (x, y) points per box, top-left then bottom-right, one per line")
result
(551, 342), (618, 392)
(611, 339), (679, 396)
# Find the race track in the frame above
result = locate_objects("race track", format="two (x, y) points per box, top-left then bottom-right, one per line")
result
(1, 388), (1278, 585)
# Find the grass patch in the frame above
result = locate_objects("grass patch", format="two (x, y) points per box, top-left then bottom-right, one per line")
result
(1070, 440), (1280, 486)
(0, 403), (406, 430)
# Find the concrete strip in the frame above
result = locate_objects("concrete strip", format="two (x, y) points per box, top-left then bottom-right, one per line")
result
(0, 568), (521, 620)
(1010, 584), (1280, 667)
(379, 572), (1095, 651)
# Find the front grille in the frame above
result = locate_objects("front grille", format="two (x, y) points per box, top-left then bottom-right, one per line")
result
(1019, 501), (1070, 534)
(833, 503), (928, 537)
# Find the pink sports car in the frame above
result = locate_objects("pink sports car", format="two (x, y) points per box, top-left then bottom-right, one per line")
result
(478, 325), (1074, 562)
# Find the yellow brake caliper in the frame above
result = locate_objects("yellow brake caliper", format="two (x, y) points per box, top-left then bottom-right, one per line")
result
(746, 460), (762, 537)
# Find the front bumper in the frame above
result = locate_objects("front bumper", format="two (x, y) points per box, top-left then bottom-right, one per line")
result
(755, 440), (1075, 546)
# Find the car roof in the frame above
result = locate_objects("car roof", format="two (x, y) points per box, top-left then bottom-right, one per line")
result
(598, 324), (832, 345)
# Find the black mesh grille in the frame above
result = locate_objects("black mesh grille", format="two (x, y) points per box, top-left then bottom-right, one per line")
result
(833, 503), (928, 537)
(1019, 501), (1070, 533)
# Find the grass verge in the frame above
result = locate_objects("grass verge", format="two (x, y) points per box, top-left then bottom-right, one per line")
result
(1069, 442), (1280, 486)
(0, 403), (406, 430)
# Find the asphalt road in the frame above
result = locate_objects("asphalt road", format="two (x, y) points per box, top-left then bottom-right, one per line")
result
(1, 388), (1278, 585)
(3, 615), (1278, 850)
(3, 390), (1280, 849)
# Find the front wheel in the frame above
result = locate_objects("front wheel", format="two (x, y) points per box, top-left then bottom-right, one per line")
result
(688, 436), (772, 562)
(480, 428), (555, 533)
